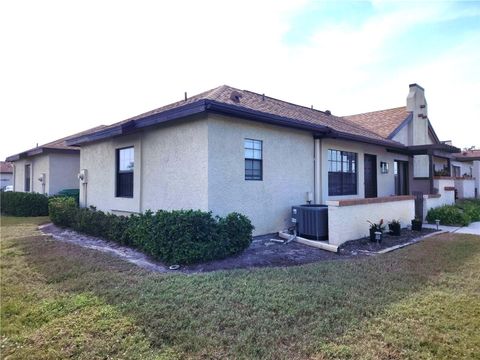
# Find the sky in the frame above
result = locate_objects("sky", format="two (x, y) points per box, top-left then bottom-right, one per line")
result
(1, 0), (479, 160)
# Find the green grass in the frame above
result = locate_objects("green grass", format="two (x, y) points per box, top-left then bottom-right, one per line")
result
(1, 216), (480, 359)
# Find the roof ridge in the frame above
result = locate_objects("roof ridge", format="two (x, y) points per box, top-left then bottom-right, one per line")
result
(344, 106), (408, 118)
(241, 89), (333, 116)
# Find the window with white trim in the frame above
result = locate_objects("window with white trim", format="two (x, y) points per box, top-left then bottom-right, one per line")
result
(244, 139), (262, 180)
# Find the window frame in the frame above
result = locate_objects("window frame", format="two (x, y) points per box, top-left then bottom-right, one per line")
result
(24, 164), (31, 192)
(244, 138), (263, 181)
(115, 146), (134, 198)
(327, 149), (358, 196)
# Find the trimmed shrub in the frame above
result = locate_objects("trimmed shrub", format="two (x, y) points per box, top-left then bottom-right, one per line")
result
(456, 199), (480, 222)
(56, 189), (80, 205)
(218, 212), (255, 256)
(1, 191), (49, 216)
(48, 197), (77, 227)
(426, 205), (471, 226)
(47, 200), (254, 265)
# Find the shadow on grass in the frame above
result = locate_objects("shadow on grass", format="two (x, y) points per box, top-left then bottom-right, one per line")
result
(12, 226), (480, 359)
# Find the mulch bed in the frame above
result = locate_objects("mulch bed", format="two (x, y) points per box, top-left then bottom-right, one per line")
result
(338, 228), (439, 254)
(41, 223), (441, 273)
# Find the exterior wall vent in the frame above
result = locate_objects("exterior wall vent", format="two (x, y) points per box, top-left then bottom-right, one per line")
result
(230, 91), (243, 103)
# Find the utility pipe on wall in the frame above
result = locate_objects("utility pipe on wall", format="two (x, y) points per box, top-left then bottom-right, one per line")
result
(314, 138), (322, 204)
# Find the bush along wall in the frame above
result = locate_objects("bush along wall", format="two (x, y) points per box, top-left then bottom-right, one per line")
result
(1, 191), (49, 216)
(426, 204), (471, 226)
(48, 198), (254, 265)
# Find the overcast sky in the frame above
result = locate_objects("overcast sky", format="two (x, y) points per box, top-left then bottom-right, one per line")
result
(1, 0), (479, 160)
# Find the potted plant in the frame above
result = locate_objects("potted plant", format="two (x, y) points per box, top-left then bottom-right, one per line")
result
(367, 219), (385, 242)
(388, 219), (401, 236)
(411, 217), (423, 231)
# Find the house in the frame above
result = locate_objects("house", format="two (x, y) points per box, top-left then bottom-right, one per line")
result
(66, 84), (458, 247)
(452, 149), (480, 198)
(0, 161), (13, 190)
(6, 126), (105, 195)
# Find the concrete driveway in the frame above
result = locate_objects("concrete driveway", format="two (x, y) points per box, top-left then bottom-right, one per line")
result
(424, 221), (480, 235)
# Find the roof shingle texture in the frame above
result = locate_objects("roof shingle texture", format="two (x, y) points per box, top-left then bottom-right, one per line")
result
(95, 85), (402, 146)
(7, 125), (107, 160)
(0, 161), (13, 173)
(344, 106), (411, 139)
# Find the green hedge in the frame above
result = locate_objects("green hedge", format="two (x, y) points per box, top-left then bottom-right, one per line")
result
(456, 199), (480, 223)
(426, 205), (471, 226)
(1, 191), (49, 216)
(48, 198), (254, 265)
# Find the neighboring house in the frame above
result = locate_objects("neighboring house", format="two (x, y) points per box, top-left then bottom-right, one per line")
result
(452, 149), (480, 198)
(66, 83), (458, 246)
(6, 126), (105, 195)
(0, 161), (13, 190)
(345, 84), (460, 197)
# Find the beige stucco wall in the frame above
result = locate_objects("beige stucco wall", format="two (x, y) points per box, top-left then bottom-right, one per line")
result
(12, 153), (79, 195)
(141, 117), (209, 212)
(319, 138), (409, 202)
(207, 114), (314, 235)
(413, 155), (430, 178)
(48, 153), (80, 194)
(392, 124), (409, 145)
(80, 117), (209, 214)
(13, 161), (24, 192)
(12, 155), (49, 194)
(327, 199), (415, 246)
(455, 178), (475, 199)
(433, 178), (455, 205)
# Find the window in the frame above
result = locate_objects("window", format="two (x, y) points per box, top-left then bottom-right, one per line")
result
(328, 149), (357, 196)
(24, 164), (31, 192)
(116, 147), (134, 197)
(453, 165), (460, 177)
(244, 139), (262, 180)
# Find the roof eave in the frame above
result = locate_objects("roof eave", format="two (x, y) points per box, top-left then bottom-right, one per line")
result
(65, 98), (406, 150)
(66, 100), (209, 146)
(6, 147), (79, 162)
(455, 156), (480, 162)
(326, 130), (406, 150)
(205, 100), (331, 134)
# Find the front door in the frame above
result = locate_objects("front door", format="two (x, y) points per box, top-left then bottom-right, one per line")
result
(394, 160), (409, 195)
(364, 154), (377, 198)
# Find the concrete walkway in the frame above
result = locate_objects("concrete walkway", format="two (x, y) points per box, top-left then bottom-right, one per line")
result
(423, 221), (480, 235)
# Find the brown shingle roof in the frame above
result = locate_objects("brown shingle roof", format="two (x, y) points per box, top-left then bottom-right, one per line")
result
(0, 161), (13, 173)
(6, 125), (107, 161)
(73, 85), (404, 148)
(344, 106), (411, 139)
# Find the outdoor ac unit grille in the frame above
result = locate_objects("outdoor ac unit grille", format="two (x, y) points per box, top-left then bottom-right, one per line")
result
(292, 205), (328, 241)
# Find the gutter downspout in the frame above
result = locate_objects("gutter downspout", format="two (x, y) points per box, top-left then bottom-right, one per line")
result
(314, 138), (322, 204)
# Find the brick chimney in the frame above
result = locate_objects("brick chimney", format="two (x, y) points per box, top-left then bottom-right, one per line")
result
(406, 83), (428, 146)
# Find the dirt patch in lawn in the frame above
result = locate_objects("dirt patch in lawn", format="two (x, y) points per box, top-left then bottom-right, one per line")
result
(339, 228), (439, 254)
(40, 223), (360, 273)
(184, 234), (356, 272)
(40, 223), (441, 273)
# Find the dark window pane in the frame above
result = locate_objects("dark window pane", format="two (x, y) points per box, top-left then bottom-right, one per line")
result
(24, 164), (31, 192)
(116, 147), (134, 197)
(328, 149), (357, 196)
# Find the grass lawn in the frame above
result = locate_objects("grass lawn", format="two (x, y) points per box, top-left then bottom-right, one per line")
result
(1, 216), (479, 359)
